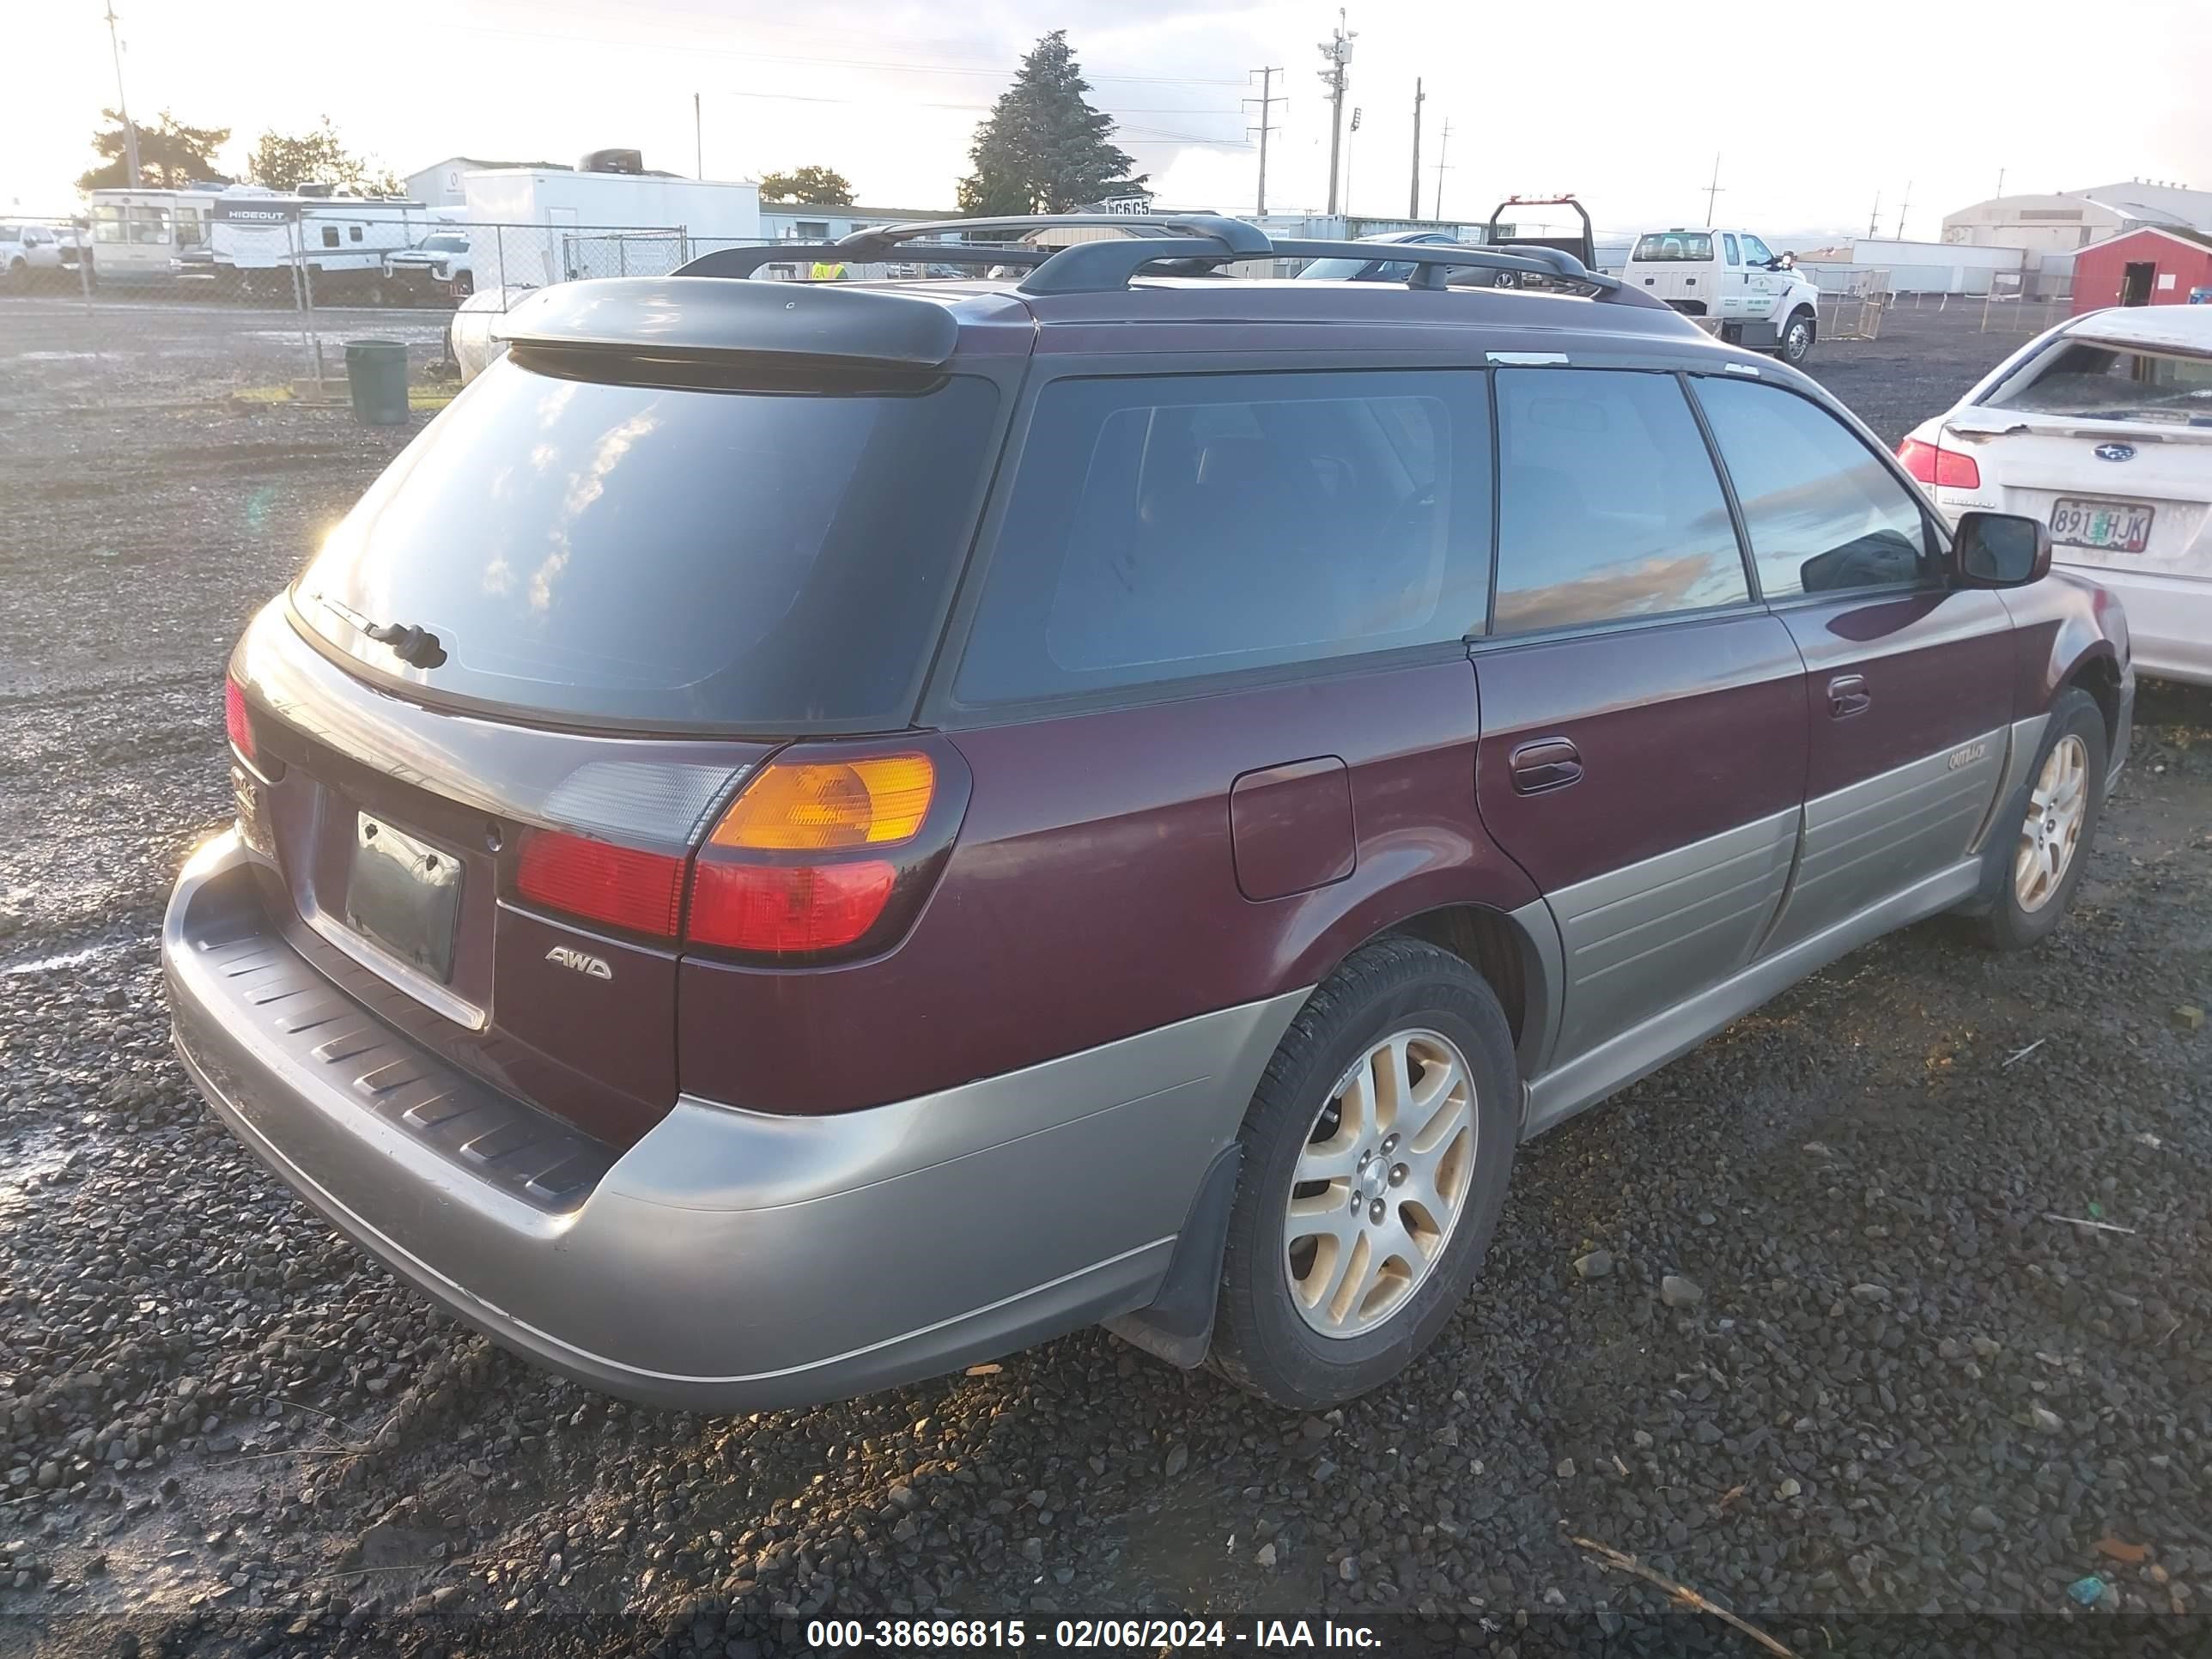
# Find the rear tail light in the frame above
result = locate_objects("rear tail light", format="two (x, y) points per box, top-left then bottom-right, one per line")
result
(1897, 436), (1980, 490)
(517, 830), (687, 939)
(689, 860), (898, 953)
(509, 746), (965, 964)
(225, 678), (256, 762)
(708, 756), (935, 851)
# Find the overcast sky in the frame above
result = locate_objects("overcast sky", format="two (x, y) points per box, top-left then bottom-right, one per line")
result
(9, 0), (2209, 242)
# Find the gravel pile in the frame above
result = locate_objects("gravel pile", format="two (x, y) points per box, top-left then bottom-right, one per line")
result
(3, 304), (2209, 1658)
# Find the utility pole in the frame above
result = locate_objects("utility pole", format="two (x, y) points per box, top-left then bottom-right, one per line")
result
(1995, 166), (2005, 199)
(104, 1), (142, 187)
(1702, 153), (1723, 224)
(1408, 77), (1425, 219)
(694, 93), (703, 179)
(1344, 107), (1362, 216)
(1867, 189), (1881, 240)
(1318, 10), (1355, 217)
(1894, 179), (1911, 240)
(1432, 117), (1451, 220)
(1244, 67), (1282, 216)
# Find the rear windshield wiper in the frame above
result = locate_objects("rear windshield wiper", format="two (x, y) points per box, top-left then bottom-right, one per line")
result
(311, 592), (447, 669)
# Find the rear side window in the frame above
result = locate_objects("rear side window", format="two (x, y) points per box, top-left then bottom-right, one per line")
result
(1491, 369), (1747, 634)
(1723, 234), (1740, 265)
(295, 356), (1000, 730)
(1693, 378), (1933, 598)
(954, 370), (1493, 704)
(1632, 233), (1713, 262)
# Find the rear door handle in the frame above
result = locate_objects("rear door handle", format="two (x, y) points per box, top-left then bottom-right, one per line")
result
(1509, 737), (1583, 795)
(1827, 674), (1872, 719)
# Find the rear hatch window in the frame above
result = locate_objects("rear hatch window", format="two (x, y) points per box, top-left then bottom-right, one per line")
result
(1984, 337), (2212, 426)
(295, 355), (1001, 732)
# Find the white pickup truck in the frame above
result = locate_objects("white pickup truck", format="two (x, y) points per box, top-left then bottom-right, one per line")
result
(1, 222), (88, 288)
(1623, 227), (1820, 364)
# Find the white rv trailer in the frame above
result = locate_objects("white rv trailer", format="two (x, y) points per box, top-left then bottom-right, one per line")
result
(86, 185), (229, 284)
(178, 187), (437, 300)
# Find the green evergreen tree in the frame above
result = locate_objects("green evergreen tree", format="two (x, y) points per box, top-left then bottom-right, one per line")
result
(77, 110), (230, 191)
(957, 32), (1146, 216)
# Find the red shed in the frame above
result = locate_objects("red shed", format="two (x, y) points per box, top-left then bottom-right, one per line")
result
(2071, 225), (2212, 314)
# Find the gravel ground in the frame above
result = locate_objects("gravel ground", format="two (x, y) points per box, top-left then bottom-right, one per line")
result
(3, 297), (2210, 1659)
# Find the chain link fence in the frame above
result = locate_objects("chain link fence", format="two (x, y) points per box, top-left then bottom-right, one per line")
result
(0, 216), (830, 415)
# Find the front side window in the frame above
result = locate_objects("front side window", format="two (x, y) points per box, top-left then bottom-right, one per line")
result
(1741, 234), (1776, 266)
(956, 369), (1493, 704)
(1694, 377), (1933, 598)
(94, 204), (125, 244)
(1491, 369), (1748, 634)
(1632, 232), (1713, 263)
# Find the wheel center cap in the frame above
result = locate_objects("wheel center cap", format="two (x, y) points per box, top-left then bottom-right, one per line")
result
(1356, 1159), (1390, 1204)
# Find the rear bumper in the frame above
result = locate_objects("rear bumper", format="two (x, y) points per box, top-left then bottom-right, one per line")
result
(166, 833), (1298, 1412)
(2068, 565), (2212, 690)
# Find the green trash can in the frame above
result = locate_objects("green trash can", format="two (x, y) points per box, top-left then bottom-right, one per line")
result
(343, 339), (410, 426)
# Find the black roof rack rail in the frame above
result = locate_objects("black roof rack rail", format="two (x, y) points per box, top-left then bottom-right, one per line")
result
(672, 211), (1656, 305)
(677, 241), (1050, 280)
(1269, 238), (1620, 293)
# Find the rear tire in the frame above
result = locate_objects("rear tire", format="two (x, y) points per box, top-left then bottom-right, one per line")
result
(1964, 688), (2106, 951)
(1207, 939), (1518, 1410)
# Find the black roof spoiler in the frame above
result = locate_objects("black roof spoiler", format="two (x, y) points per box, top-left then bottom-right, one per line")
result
(493, 276), (962, 368)
(674, 213), (1659, 307)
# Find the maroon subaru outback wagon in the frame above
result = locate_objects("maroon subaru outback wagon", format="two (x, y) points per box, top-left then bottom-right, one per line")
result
(167, 216), (2133, 1412)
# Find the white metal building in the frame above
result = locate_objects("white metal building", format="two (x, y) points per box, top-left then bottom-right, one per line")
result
(1942, 180), (2212, 254)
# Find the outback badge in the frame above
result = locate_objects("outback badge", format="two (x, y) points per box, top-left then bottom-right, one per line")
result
(544, 944), (613, 981)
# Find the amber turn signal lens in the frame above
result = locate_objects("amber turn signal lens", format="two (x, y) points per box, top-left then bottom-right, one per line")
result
(710, 756), (935, 851)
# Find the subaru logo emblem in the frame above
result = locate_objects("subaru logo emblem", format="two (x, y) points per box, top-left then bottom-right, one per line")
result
(2094, 442), (2136, 462)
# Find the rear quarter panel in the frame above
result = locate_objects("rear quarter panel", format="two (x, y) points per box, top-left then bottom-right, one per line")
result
(677, 658), (1541, 1114)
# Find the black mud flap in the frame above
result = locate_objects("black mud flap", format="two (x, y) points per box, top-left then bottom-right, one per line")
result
(1102, 1144), (1242, 1369)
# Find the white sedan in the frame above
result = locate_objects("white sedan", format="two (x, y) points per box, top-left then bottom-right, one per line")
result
(1899, 305), (2212, 685)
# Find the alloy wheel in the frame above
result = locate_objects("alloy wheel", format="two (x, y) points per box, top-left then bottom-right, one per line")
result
(2015, 733), (2089, 912)
(1284, 1029), (1479, 1338)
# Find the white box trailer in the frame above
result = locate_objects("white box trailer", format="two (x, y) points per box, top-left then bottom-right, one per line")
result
(459, 167), (762, 286)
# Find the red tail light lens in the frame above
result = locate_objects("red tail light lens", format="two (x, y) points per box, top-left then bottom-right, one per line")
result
(1897, 436), (1979, 490)
(517, 830), (686, 939)
(688, 860), (897, 954)
(225, 678), (256, 761)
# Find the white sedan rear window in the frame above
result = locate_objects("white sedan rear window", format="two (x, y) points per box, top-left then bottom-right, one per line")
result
(1989, 338), (2212, 424)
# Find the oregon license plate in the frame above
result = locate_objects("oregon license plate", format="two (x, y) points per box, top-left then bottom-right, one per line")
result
(2050, 497), (2154, 553)
(345, 812), (464, 982)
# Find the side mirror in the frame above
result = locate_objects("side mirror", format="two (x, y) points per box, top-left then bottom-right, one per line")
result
(1778, 252), (1796, 270)
(1953, 510), (2051, 588)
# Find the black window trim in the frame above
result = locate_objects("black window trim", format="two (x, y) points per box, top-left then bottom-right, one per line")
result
(1478, 363), (1760, 642)
(1683, 369), (1951, 611)
(928, 358), (1500, 727)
